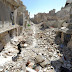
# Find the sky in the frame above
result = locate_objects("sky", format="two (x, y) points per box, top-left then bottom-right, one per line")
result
(21, 0), (66, 18)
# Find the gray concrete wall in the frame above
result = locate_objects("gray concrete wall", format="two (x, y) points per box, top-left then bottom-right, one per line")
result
(0, 1), (12, 21)
(0, 32), (11, 51)
(17, 14), (23, 26)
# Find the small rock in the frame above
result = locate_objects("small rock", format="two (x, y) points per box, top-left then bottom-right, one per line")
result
(35, 54), (45, 63)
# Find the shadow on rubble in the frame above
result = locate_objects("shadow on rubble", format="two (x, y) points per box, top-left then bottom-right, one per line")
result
(12, 41), (26, 62)
(39, 24), (49, 31)
(51, 33), (72, 72)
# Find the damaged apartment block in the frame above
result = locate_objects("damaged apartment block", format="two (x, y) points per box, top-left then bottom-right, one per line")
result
(0, 0), (29, 52)
(1, 0), (72, 72)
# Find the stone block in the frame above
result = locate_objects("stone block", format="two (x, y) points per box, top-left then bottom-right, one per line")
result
(40, 59), (50, 67)
(35, 54), (45, 63)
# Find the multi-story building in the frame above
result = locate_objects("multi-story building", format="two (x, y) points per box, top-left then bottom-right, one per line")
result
(0, 0), (29, 51)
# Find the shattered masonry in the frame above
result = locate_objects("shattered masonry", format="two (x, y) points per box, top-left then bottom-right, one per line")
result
(0, 0), (72, 72)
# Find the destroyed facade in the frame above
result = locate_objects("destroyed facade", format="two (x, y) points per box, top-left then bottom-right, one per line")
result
(0, 0), (72, 72)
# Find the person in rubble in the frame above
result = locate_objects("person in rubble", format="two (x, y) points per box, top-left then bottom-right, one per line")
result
(17, 41), (26, 54)
(17, 42), (22, 54)
(12, 42), (22, 61)
(10, 12), (14, 25)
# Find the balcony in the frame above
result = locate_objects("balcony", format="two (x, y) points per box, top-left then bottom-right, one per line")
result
(0, 21), (19, 34)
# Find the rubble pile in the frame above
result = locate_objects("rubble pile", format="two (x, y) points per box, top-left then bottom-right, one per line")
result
(0, 23), (72, 72)
(0, 0), (72, 72)
(0, 25), (72, 72)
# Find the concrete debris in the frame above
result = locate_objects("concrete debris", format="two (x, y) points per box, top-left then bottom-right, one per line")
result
(40, 59), (50, 68)
(26, 67), (37, 72)
(35, 54), (45, 63)
(35, 54), (50, 67)
(0, 0), (72, 72)
(0, 22), (72, 72)
(12, 55), (19, 62)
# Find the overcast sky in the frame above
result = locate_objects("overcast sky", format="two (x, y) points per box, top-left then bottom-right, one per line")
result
(21, 0), (66, 18)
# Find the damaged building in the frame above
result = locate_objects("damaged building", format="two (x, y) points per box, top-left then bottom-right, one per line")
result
(0, 0), (29, 51)
(31, 0), (72, 29)
(1, 0), (72, 72)
(55, 0), (72, 48)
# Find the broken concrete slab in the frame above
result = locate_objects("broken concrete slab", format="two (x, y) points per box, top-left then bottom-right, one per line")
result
(40, 59), (50, 68)
(35, 54), (45, 63)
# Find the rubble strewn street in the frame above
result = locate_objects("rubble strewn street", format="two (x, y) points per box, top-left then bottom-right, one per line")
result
(1, 0), (72, 72)
(0, 23), (72, 72)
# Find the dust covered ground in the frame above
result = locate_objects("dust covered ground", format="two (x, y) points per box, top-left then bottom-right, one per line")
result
(0, 23), (72, 72)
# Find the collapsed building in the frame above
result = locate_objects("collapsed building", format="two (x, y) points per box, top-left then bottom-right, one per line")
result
(54, 0), (72, 48)
(0, 0), (29, 52)
(31, 9), (56, 24)
(0, 0), (72, 72)
(30, 1), (72, 71)
(31, 0), (72, 29)
(65, 0), (72, 6)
